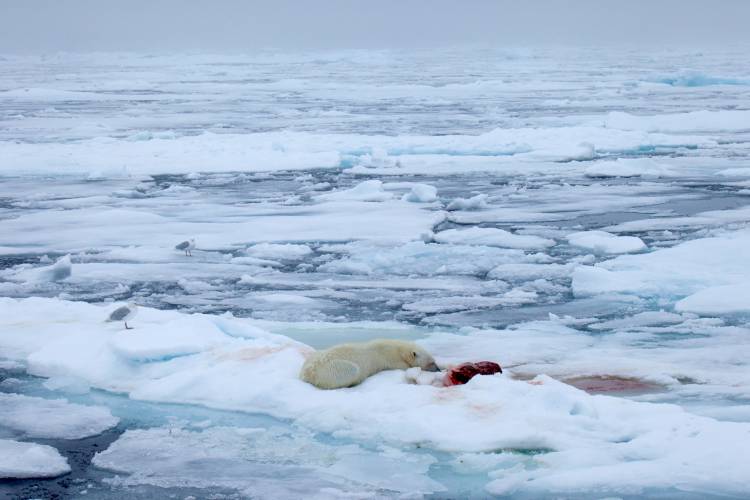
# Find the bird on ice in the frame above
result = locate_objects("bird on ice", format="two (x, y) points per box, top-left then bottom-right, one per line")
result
(107, 302), (138, 330)
(175, 238), (196, 256)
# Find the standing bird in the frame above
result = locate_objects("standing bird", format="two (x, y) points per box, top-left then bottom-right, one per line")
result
(175, 238), (196, 256)
(107, 302), (138, 330)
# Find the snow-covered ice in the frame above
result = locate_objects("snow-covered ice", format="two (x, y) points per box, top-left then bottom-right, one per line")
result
(92, 426), (443, 497)
(0, 439), (70, 479)
(566, 230), (646, 254)
(434, 227), (555, 249)
(2, 46), (750, 498)
(0, 393), (118, 439)
(1, 298), (750, 497)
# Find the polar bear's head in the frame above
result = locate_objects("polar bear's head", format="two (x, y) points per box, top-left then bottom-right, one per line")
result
(407, 345), (440, 372)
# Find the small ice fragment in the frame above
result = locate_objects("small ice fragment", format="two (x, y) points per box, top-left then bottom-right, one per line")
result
(566, 230), (646, 254)
(0, 439), (70, 478)
(402, 183), (438, 203)
(446, 194), (488, 211)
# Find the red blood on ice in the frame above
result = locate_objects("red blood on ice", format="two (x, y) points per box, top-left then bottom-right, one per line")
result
(444, 361), (502, 386)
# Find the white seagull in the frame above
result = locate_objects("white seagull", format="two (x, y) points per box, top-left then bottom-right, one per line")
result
(175, 238), (196, 256)
(107, 302), (138, 330)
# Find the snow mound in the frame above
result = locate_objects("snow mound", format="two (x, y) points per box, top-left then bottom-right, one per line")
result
(0, 439), (70, 479)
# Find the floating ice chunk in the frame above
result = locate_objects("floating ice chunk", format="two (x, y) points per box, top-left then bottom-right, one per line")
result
(566, 230), (646, 254)
(402, 183), (438, 203)
(36, 254), (72, 282)
(571, 266), (647, 297)
(42, 375), (92, 394)
(717, 167), (750, 178)
(604, 109), (750, 133)
(446, 193), (488, 211)
(0, 439), (70, 479)
(571, 229), (750, 301)
(402, 296), (510, 314)
(675, 284), (750, 315)
(605, 205), (750, 233)
(584, 158), (674, 178)
(0, 393), (118, 439)
(501, 288), (538, 304)
(569, 142), (595, 160)
(0, 359), (24, 371)
(317, 260), (374, 275)
(315, 180), (392, 202)
(484, 414), (750, 496)
(93, 426), (443, 497)
(486, 263), (573, 280)
(317, 241), (537, 277)
(590, 311), (686, 330)
(245, 243), (313, 260)
(652, 72), (749, 87)
(0, 87), (106, 101)
(434, 227), (555, 250)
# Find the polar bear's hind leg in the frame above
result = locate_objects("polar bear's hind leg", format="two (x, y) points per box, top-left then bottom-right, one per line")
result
(315, 358), (361, 389)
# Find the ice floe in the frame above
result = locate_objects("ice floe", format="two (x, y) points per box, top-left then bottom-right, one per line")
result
(0, 393), (118, 439)
(93, 426), (443, 497)
(566, 230), (646, 254)
(1, 297), (749, 496)
(434, 227), (555, 250)
(571, 229), (750, 308)
(0, 439), (70, 479)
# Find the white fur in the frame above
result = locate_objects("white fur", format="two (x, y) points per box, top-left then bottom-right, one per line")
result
(300, 339), (438, 390)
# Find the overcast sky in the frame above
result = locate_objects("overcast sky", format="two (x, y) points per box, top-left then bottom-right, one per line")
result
(1, 0), (749, 53)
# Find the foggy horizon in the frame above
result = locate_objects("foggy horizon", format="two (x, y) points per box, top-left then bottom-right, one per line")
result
(2, 0), (750, 54)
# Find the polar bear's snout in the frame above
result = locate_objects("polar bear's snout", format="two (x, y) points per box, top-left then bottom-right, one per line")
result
(412, 347), (440, 372)
(423, 361), (440, 372)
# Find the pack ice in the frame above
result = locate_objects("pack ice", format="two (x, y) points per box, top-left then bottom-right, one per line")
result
(0, 297), (749, 496)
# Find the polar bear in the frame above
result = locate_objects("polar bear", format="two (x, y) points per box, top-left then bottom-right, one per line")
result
(300, 339), (440, 389)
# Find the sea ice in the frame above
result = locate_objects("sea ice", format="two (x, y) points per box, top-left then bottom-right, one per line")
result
(0, 439), (70, 479)
(675, 283), (750, 315)
(93, 425), (443, 497)
(434, 227), (555, 250)
(314, 180), (393, 202)
(571, 229), (750, 306)
(0, 393), (118, 439)
(446, 193), (488, 211)
(401, 183), (438, 203)
(566, 230), (646, 254)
